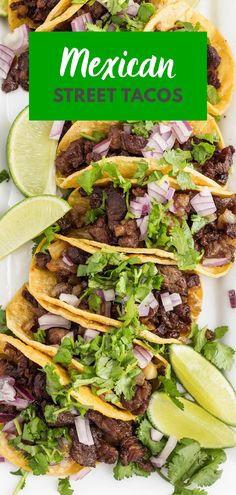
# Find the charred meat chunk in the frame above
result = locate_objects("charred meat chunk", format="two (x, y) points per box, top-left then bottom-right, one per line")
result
(106, 185), (127, 231)
(70, 427), (96, 467)
(120, 133), (147, 156)
(35, 252), (52, 268)
(92, 427), (118, 464)
(108, 125), (123, 150)
(207, 44), (221, 89)
(10, 0), (59, 24)
(87, 410), (132, 446)
(46, 328), (70, 345)
(64, 246), (88, 265)
(88, 216), (115, 244)
(52, 412), (76, 426)
(33, 373), (50, 400)
(120, 381), (152, 415)
(114, 219), (140, 248)
(90, 187), (104, 208)
(22, 288), (38, 307)
(90, 1), (108, 20)
(159, 266), (188, 296)
(55, 139), (85, 176)
(202, 146), (235, 185)
(185, 273), (200, 288)
(120, 436), (148, 466)
(173, 193), (191, 217)
(2, 51), (29, 93)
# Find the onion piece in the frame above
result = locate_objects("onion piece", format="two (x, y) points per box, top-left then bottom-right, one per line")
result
(138, 292), (158, 317)
(102, 289), (115, 302)
(14, 385), (34, 402)
(126, 0), (139, 16)
(130, 195), (150, 218)
(62, 254), (74, 267)
(159, 123), (172, 134)
(7, 398), (29, 409)
(84, 329), (100, 342)
(93, 137), (111, 156)
(70, 467), (92, 481)
(148, 180), (169, 204)
(59, 293), (80, 308)
(133, 345), (153, 369)
(4, 25), (29, 54)
(150, 428), (164, 442)
(0, 44), (15, 78)
(62, 331), (74, 342)
(228, 290), (236, 309)
(170, 293), (182, 308)
(75, 417), (94, 446)
(190, 189), (216, 217)
(123, 124), (131, 134)
(151, 436), (178, 468)
(161, 292), (173, 312)
(50, 121), (65, 141)
(71, 13), (93, 31)
(0, 457), (5, 462)
(171, 121), (192, 144)
(166, 187), (175, 201)
(0, 377), (16, 402)
(202, 257), (230, 267)
(136, 215), (149, 241)
(2, 415), (23, 433)
(0, 413), (16, 424)
(38, 313), (71, 330)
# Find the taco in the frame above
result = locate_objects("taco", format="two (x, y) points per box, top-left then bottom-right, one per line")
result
(28, 236), (202, 344)
(55, 118), (235, 190)
(144, 0), (235, 116)
(8, 0), (68, 30)
(1, 335), (161, 473)
(55, 156), (236, 277)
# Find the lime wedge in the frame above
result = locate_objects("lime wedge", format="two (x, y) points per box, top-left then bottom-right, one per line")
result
(0, 0), (7, 16)
(7, 106), (57, 197)
(148, 392), (236, 448)
(170, 344), (236, 426)
(0, 196), (70, 260)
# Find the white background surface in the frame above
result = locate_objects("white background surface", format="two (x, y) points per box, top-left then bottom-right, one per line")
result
(0, 1), (236, 493)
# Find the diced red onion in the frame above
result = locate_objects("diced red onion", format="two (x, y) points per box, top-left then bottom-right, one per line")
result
(171, 121), (192, 144)
(166, 132), (176, 149)
(148, 180), (169, 204)
(202, 257), (230, 267)
(138, 292), (158, 317)
(49, 121), (65, 141)
(2, 415), (23, 433)
(14, 385), (34, 402)
(150, 428), (164, 442)
(166, 187), (175, 201)
(59, 293), (80, 308)
(159, 123), (172, 134)
(71, 13), (93, 31)
(228, 290), (236, 309)
(75, 417), (94, 446)
(190, 189), (216, 217)
(136, 215), (149, 241)
(151, 436), (178, 468)
(7, 398), (29, 409)
(93, 138), (111, 157)
(102, 289), (115, 302)
(130, 195), (150, 218)
(3, 25), (29, 54)
(0, 413), (16, 424)
(0, 45), (15, 78)
(126, 0), (139, 16)
(84, 329), (100, 342)
(0, 457), (5, 462)
(170, 293), (182, 308)
(0, 377), (16, 402)
(62, 255), (74, 267)
(38, 313), (71, 330)
(161, 292), (173, 312)
(152, 132), (170, 152)
(133, 345), (153, 369)
(107, 23), (116, 32)
(70, 467), (92, 481)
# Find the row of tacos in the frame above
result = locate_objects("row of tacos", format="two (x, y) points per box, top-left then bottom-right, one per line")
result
(7, 0), (235, 115)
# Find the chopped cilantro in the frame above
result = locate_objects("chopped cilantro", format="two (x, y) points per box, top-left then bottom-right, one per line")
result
(11, 470), (28, 495)
(170, 220), (201, 270)
(32, 223), (60, 254)
(113, 460), (150, 480)
(207, 85), (220, 105)
(0, 307), (11, 334)
(136, 417), (165, 454)
(34, 328), (46, 343)
(163, 149), (192, 175)
(191, 215), (209, 235)
(159, 373), (184, 410)
(58, 477), (74, 495)
(80, 130), (106, 142)
(137, 2), (155, 23)
(191, 142), (215, 165)
(175, 21), (201, 32)
(127, 120), (156, 138)
(176, 171), (198, 190)
(0, 169), (10, 183)
(77, 162), (103, 194)
(190, 323), (235, 371)
(195, 131), (220, 144)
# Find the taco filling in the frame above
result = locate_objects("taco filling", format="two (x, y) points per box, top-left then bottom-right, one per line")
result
(56, 121), (234, 186)
(0, 336), (156, 470)
(2, 0), (155, 93)
(34, 245), (200, 339)
(58, 162), (236, 270)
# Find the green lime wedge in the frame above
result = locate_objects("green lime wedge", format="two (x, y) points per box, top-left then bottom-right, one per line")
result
(0, 196), (70, 260)
(0, 0), (7, 16)
(170, 344), (236, 426)
(148, 392), (236, 449)
(7, 107), (57, 197)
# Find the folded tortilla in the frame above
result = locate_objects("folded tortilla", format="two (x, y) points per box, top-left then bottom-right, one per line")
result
(56, 116), (224, 189)
(28, 236), (202, 341)
(144, 0), (235, 115)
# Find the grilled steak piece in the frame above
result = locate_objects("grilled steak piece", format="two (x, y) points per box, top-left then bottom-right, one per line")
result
(53, 412), (76, 427)
(70, 427), (97, 467)
(35, 252), (52, 268)
(33, 373), (50, 400)
(87, 410), (132, 446)
(55, 139), (85, 176)
(120, 436), (148, 465)
(120, 381), (152, 415)
(47, 328), (70, 345)
(106, 186), (127, 231)
(202, 146), (235, 185)
(120, 133), (147, 155)
(114, 219), (140, 247)
(89, 216), (115, 244)
(2, 51), (29, 93)
(207, 44), (221, 89)
(10, 0), (59, 24)
(92, 427), (118, 464)
(159, 266), (188, 295)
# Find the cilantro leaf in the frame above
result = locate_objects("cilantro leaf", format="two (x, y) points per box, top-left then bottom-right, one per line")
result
(136, 417), (165, 454)
(0, 169), (10, 183)
(77, 162), (103, 194)
(195, 131), (219, 144)
(11, 470), (28, 495)
(203, 342), (235, 371)
(173, 488), (207, 495)
(214, 326), (229, 339)
(58, 477), (74, 495)
(159, 375), (184, 410)
(168, 440), (202, 484)
(191, 142), (215, 165)
(113, 461), (150, 480)
(0, 307), (11, 334)
(163, 149), (192, 175)
(190, 449), (226, 487)
(137, 3), (155, 23)
(128, 120), (156, 138)
(176, 171), (198, 190)
(32, 223), (60, 254)
(44, 364), (64, 402)
(207, 85), (220, 105)
(28, 452), (49, 475)
(34, 328), (46, 343)
(101, 161), (132, 192)
(170, 220), (201, 270)
(80, 131), (106, 142)
(191, 215), (209, 235)
(175, 21), (201, 32)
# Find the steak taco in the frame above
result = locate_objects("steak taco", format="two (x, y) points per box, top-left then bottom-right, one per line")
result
(28, 236), (202, 341)
(144, 0), (235, 115)
(8, 0), (63, 30)
(56, 157), (236, 277)
(55, 118), (235, 189)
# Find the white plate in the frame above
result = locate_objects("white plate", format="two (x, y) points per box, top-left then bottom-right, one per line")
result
(0, 1), (236, 493)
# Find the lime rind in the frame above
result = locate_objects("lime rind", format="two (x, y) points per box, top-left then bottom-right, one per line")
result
(7, 106), (57, 197)
(0, 195), (70, 260)
(148, 392), (236, 449)
(170, 344), (236, 426)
